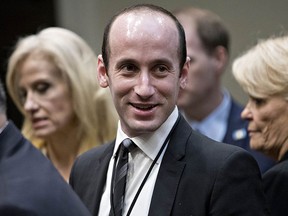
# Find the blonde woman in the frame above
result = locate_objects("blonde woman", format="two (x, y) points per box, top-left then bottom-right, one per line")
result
(233, 35), (288, 216)
(6, 27), (118, 181)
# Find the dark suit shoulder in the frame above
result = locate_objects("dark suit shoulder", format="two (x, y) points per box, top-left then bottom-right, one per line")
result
(77, 141), (113, 162)
(187, 129), (257, 169)
(72, 141), (114, 177)
(70, 142), (112, 187)
(263, 159), (288, 216)
(263, 159), (288, 189)
(70, 141), (114, 215)
(169, 115), (259, 174)
(171, 115), (251, 163)
(153, 116), (269, 215)
(0, 122), (91, 216)
(263, 158), (288, 179)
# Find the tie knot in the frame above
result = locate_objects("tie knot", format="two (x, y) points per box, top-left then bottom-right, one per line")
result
(121, 138), (136, 152)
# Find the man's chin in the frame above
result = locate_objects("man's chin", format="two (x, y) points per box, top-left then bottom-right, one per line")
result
(125, 122), (161, 137)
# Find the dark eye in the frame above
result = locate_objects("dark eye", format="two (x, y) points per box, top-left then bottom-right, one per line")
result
(121, 64), (137, 72)
(158, 65), (168, 72)
(154, 64), (169, 74)
(35, 83), (50, 94)
(119, 63), (139, 76)
(120, 64), (137, 73)
(251, 97), (266, 106)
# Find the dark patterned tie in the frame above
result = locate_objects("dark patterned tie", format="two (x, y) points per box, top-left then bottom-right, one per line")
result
(110, 138), (134, 216)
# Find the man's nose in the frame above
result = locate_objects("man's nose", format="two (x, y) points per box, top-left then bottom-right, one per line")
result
(134, 72), (155, 99)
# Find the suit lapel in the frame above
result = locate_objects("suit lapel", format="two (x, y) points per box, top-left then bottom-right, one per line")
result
(94, 146), (114, 215)
(148, 115), (189, 216)
(81, 142), (114, 216)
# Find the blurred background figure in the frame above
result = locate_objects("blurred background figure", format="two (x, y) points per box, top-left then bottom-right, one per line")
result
(6, 27), (118, 181)
(173, 6), (275, 173)
(0, 0), (56, 128)
(0, 78), (91, 216)
(233, 35), (288, 216)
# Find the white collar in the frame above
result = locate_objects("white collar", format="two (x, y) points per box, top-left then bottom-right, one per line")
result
(115, 107), (179, 161)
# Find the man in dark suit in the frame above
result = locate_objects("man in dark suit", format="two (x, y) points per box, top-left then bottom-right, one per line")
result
(173, 6), (275, 173)
(0, 80), (91, 215)
(70, 4), (269, 215)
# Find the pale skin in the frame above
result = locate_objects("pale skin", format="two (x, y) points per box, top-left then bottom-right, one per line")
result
(97, 11), (189, 138)
(241, 95), (288, 161)
(17, 54), (80, 181)
(175, 14), (228, 121)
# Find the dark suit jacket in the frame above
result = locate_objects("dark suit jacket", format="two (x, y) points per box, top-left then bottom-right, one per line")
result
(70, 115), (269, 216)
(223, 99), (275, 173)
(0, 121), (91, 216)
(263, 152), (288, 216)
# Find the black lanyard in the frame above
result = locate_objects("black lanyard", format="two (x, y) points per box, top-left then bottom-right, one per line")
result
(110, 114), (180, 216)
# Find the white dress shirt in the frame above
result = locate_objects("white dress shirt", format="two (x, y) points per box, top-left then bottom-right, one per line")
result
(98, 107), (179, 216)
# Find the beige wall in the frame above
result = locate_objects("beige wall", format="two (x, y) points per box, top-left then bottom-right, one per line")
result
(56, 0), (288, 105)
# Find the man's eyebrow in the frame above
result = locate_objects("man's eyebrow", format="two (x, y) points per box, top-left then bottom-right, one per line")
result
(115, 58), (138, 67)
(150, 58), (174, 68)
(114, 57), (174, 68)
(117, 58), (137, 63)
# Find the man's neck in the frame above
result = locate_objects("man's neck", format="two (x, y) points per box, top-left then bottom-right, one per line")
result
(184, 89), (223, 122)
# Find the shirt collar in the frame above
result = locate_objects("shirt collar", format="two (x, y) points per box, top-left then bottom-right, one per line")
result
(115, 106), (179, 160)
(189, 88), (232, 142)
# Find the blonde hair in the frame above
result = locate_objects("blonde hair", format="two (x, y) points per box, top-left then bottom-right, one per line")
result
(232, 35), (288, 100)
(6, 27), (118, 153)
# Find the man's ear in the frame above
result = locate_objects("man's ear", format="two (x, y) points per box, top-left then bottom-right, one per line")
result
(97, 55), (109, 88)
(179, 56), (190, 90)
(212, 46), (228, 75)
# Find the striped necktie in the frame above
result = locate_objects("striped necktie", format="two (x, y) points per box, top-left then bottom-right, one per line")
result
(110, 138), (135, 216)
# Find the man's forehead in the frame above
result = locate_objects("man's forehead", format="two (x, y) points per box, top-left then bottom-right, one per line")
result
(110, 13), (178, 46)
(111, 10), (175, 31)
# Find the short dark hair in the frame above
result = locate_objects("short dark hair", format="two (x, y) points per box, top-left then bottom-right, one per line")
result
(102, 3), (187, 69)
(173, 7), (230, 55)
(0, 79), (7, 113)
